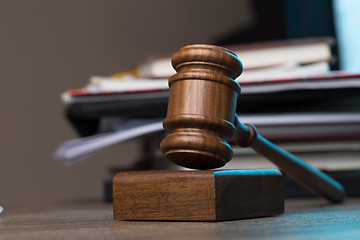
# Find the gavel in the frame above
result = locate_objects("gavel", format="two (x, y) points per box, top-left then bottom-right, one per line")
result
(160, 44), (345, 203)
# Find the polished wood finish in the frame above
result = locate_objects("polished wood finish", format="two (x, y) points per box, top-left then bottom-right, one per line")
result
(113, 170), (215, 221)
(160, 44), (242, 169)
(160, 44), (345, 203)
(113, 169), (284, 221)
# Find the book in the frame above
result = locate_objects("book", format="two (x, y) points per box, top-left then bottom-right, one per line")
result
(82, 60), (329, 93)
(133, 37), (334, 79)
(226, 140), (360, 171)
(55, 112), (360, 165)
(61, 71), (360, 104)
(62, 59), (329, 104)
(61, 70), (360, 140)
(225, 142), (360, 197)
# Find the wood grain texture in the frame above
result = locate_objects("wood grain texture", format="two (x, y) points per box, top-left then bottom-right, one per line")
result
(113, 170), (216, 221)
(2, 199), (360, 240)
(113, 169), (284, 221)
(160, 44), (242, 169)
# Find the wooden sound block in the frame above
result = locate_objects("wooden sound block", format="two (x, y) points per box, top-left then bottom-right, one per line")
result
(113, 169), (284, 221)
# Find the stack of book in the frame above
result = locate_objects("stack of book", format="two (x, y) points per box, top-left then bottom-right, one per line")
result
(57, 37), (360, 197)
(63, 37), (335, 104)
(133, 37), (334, 80)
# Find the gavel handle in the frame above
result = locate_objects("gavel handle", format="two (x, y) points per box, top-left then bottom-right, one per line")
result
(234, 115), (346, 203)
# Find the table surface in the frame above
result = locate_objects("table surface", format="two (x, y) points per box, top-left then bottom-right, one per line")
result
(1, 198), (360, 240)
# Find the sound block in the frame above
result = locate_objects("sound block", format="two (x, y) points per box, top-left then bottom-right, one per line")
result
(113, 169), (284, 221)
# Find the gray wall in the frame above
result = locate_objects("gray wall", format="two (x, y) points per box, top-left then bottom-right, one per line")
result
(0, 0), (254, 206)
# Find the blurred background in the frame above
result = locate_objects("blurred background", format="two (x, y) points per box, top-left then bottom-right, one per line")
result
(0, 0), (358, 206)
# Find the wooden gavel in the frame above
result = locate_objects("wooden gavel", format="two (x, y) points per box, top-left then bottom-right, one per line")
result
(160, 44), (345, 203)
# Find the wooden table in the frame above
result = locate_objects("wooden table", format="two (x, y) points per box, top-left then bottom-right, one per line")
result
(1, 198), (360, 240)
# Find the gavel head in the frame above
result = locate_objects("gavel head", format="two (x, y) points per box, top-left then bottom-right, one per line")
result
(160, 44), (243, 169)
